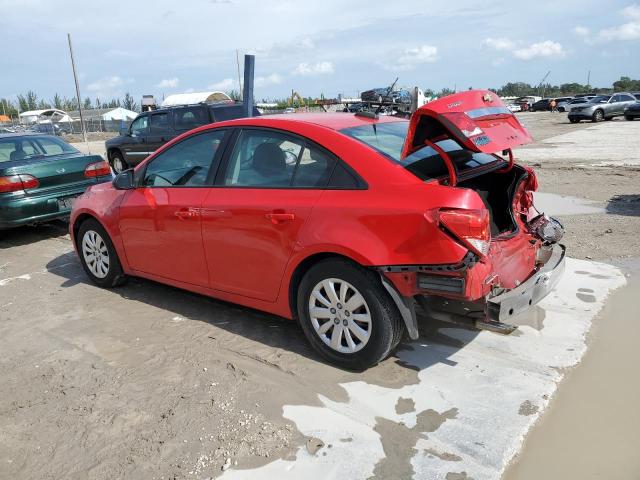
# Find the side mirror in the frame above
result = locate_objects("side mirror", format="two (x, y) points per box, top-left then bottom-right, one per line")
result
(112, 169), (135, 190)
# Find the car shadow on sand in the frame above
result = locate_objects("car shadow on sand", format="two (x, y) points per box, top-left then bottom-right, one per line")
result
(607, 194), (640, 217)
(45, 251), (481, 384)
(0, 220), (69, 249)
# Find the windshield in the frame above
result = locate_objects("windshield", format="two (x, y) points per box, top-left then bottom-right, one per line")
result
(0, 135), (78, 163)
(590, 95), (611, 103)
(340, 121), (502, 181)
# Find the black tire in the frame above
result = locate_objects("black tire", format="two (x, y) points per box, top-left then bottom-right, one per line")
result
(592, 109), (604, 122)
(110, 151), (128, 174)
(76, 218), (127, 288)
(297, 258), (404, 370)
(625, 115), (634, 121)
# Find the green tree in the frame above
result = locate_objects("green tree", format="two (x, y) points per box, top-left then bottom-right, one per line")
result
(17, 94), (29, 112)
(26, 91), (38, 110)
(52, 93), (63, 109)
(122, 93), (138, 112)
(83, 97), (92, 110)
(95, 98), (102, 109)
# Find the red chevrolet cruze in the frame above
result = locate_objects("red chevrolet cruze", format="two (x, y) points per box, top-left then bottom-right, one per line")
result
(71, 90), (564, 370)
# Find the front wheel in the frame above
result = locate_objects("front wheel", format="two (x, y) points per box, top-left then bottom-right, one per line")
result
(297, 259), (404, 370)
(592, 110), (604, 122)
(77, 219), (126, 288)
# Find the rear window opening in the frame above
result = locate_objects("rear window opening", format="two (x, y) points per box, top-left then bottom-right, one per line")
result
(340, 120), (505, 182)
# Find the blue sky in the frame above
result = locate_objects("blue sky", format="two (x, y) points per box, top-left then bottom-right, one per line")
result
(1, 0), (639, 103)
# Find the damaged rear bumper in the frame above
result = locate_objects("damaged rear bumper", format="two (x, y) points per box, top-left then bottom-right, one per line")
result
(379, 243), (566, 339)
(486, 243), (566, 322)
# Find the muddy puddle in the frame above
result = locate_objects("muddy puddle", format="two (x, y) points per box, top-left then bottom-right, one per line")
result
(503, 262), (640, 480)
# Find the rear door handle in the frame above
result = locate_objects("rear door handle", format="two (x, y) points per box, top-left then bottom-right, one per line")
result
(175, 207), (200, 220)
(265, 212), (295, 224)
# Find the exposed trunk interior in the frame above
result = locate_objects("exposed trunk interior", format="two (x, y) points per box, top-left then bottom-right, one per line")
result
(457, 165), (528, 237)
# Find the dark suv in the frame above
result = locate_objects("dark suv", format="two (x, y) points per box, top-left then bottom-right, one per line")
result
(106, 103), (260, 173)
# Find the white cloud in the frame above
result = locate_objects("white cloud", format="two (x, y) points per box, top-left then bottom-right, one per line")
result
(292, 61), (334, 76)
(383, 45), (438, 71)
(255, 73), (283, 87)
(573, 26), (589, 36)
(157, 77), (179, 89)
(595, 3), (640, 41)
(207, 78), (235, 90)
(483, 37), (516, 51)
(513, 40), (566, 60)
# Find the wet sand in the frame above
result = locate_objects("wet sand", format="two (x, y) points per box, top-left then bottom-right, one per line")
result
(504, 262), (640, 480)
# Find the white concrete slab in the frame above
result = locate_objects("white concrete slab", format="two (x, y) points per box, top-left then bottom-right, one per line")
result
(221, 258), (625, 480)
(514, 121), (640, 166)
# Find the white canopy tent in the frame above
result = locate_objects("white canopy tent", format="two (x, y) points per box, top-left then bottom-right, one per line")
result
(161, 91), (232, 107)
(101, 107), (138, 121)
(19, 109), (73, 124)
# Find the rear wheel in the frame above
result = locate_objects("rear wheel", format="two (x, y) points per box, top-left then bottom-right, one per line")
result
(592, 109), (604, 122)
(297, 259), (404, 370)
(77, 219), (126, 288)
(110, 151), (128, 174)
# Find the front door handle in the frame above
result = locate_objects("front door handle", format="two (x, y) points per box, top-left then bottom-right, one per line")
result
(175, 207), (200, 220)
(265, 212), (295, 224)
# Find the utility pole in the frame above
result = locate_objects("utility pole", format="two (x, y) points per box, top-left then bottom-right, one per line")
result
(67, 33), (90, 152)
(587, 70), (591, 91)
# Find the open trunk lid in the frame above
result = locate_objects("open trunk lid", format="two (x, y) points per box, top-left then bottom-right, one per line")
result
(401, 89), (533, 159)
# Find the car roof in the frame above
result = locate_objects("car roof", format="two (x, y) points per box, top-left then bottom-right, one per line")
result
(0, 132), (47, 139)
(225, 112), (406, 130)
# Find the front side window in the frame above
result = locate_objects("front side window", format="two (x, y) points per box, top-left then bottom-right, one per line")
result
(142, 130), (225, 187)
(222, 129), (336, 188)
(131, 116), (148, 136)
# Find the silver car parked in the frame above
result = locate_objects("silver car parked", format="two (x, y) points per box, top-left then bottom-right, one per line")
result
(568, 93), (637, 123)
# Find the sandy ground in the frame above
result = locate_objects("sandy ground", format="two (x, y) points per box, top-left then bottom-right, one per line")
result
(0, 112), (639, 479)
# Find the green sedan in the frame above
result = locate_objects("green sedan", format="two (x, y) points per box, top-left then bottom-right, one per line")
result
(0, 133), (112, 230)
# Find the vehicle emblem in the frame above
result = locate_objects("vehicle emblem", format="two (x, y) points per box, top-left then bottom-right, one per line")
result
(56, 168), (66, 174)
(482, 93), (493, 103)
(472, 135), (491, 146)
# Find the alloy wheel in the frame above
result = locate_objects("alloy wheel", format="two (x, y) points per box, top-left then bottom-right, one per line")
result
(82, 230), (110, 279)
(112, 156), (125, 174)
(308, 278), (372, 354)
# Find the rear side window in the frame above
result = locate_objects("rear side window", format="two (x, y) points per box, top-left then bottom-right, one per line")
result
(173, 106), (209, 131)
(149, 112), (170, 133)
(222, 129), (337, 188)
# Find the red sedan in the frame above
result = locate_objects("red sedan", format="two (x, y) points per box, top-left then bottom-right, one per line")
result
(70, 90), (565, 370)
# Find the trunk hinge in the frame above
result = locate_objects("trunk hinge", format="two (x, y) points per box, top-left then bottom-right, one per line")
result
(423, 139), (457, 186)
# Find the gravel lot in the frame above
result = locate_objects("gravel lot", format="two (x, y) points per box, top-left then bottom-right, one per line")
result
(1, 112), (638, 479)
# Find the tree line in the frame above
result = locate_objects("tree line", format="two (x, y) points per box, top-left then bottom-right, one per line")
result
(0, 91), (139, 118)
(2, 76), (638, 119)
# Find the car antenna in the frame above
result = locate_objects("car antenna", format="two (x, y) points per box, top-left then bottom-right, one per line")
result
(375, 77), (398, 115)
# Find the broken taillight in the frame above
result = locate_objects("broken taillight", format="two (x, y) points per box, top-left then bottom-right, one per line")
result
(0, 174), (39, 193)
(438, 208), (491, 257)
(84, 160), (111, 178)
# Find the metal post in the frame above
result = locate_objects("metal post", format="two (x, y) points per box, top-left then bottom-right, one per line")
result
(67, 33), (90, 152)
(236, 50), (243, 101)
(242, 54), (255, 118)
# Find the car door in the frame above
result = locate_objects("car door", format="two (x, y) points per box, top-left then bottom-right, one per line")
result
(201, 128), (335, 302)
(146, 111), (173, 154)
(122, 114), (151, 165)
(619, 94), (636, 114)
(118, 129), (228, 287)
